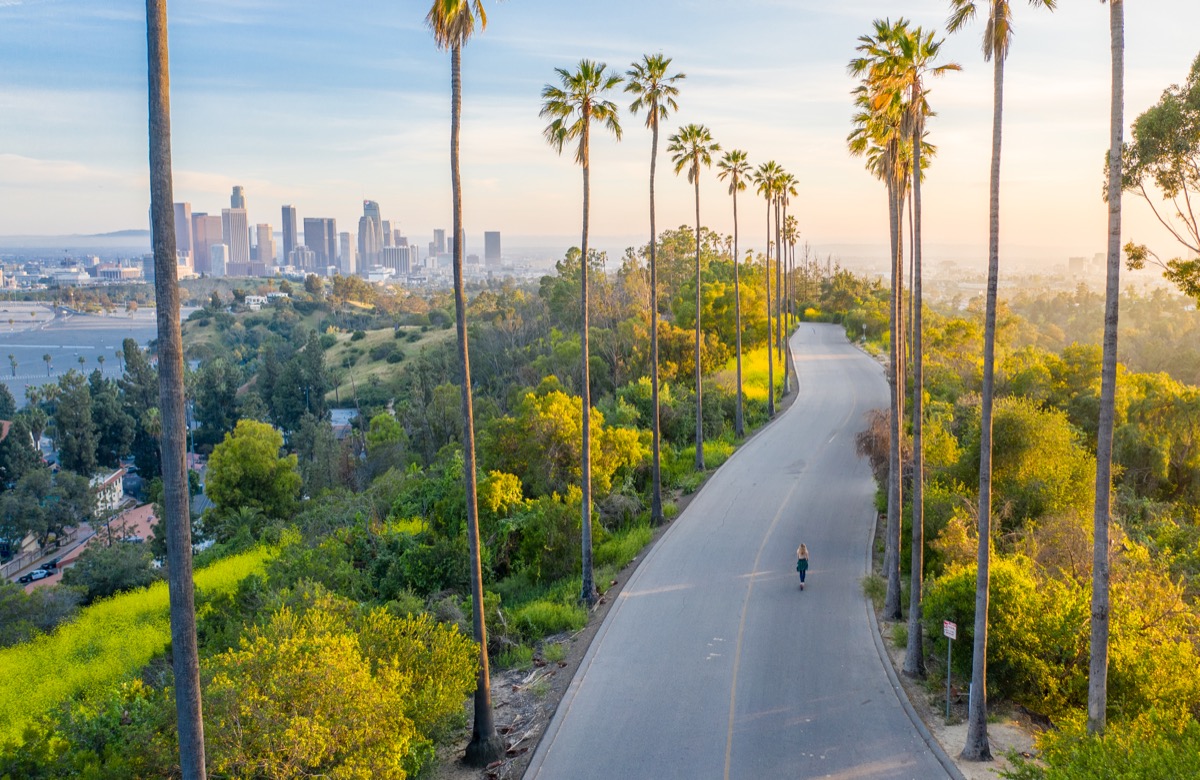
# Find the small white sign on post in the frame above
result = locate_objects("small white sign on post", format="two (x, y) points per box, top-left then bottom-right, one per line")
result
(943, 621), (957, 720)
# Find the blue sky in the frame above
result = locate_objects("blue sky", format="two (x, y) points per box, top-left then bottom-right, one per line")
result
(1, 0), (1198, 270)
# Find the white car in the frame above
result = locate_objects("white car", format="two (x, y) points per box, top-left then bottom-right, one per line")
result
(17, 569), (51, 584)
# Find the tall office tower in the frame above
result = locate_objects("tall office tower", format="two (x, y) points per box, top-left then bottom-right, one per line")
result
(230, 185), (246, 209)
(281, 205), (297, 261)
(221, 208), (251, 274)
(428, 240), (436, 259)
(433, 228), (446, 255)
(484, 231), (501, 267)
(173, 202), (194, 264)
(192, 213), (222, 275)
(302, 217), (337, 267)
(355, 216), (379, 270)
(381, 220), (394, 248)
(256, 224), (276, 267)
(339, 232), (356, 275)
(210, 244), (229, 277)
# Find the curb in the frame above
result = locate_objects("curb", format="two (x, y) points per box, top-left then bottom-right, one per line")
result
(863, 531), (967, 780)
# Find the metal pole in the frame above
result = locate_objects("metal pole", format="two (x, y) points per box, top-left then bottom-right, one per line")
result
(946, 637), (953, 721)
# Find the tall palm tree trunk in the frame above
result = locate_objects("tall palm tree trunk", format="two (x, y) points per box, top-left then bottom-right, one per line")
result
(450, 43), (503, 766)
(962, 49), (1006, 764)
(776, 198), (787, 392)
(145, 3), (205, 776)
(765, 203), (774, 418)
(1089, 0), (1124, 737)
(904, 111), (927, 678)
(649, 120), (664, 524)
(693, 171), (705, 470)
(884, 178), (904, 621)
(733, 191), (744, 438)
(580, 116), (597, 606)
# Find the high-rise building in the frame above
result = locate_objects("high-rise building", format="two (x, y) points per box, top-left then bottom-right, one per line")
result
(381, 246), (411, 276)
(339, 232), (356, 276)
(359, 200), (383, 272)
(210, 244), (229, 277)
(221, 208), (251, 275)
(256, 224), (276, 267)
(231, 185), (246, 210)
(173, 203), (194, 267)
(433, 228), (446, 255)
(192, 213), (222, 276)
(281, 205), (297, 261)
(382, 220), (393, 248)
(302, 217), (337, 268)
(484, 231), (501, 267)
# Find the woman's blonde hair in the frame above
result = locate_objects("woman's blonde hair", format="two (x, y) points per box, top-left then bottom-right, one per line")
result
(797, 543), (808, 557)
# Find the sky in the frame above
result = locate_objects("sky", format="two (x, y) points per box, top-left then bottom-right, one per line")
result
(1, 0), (1198, 272)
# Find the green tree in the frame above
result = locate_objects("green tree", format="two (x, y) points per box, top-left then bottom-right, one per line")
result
(1122, 52), (1200, 300)
(0, 383), (14, 419)
(207, 419), (301, 523)
(293, 413), (344, 498)
(717, 149), (752, 438)
(946, 0), (1058, 758)
(540, 58), (623, 606)
(119, 339), (161, 480)
(89, 371), (134, 470)
(625, 52), (684, 525)
(668, 123), (720, 471)
(61, 540), (161, 604)
(193, 356), (241, 449)
(0, 580), (82, 648)
(0, 417), (42, 489)
(53, 370), (98, 476)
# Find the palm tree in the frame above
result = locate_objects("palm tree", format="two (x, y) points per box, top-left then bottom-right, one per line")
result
(867, 20), (961, 680)
(849, 22), (912, 623)
(541, 59), (623, 606)
(8, 354), (15, 378)
(626, 53), (684, 525)
(776, 172), (798, 393)
(784, 214), (799, 325)
(717, 149), (751, 437)
(668, 124), (720, 471)
(426, 0), (504, 764)
(946, 0), (1056, 761)
(146, 2), (206, 776)
(43, 353), (52, 376)
(97, 354), (106, 374)
(753, 161), (783, 418)
(1089, 0), (1124, 737)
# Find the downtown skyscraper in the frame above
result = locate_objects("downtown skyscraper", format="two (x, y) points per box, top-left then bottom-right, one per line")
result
(281, 205), (297, 262)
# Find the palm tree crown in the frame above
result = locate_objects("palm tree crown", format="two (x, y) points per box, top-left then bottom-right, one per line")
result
(541, 60), (623, 163)
(426, 0), (487, 49)
(625, 54), (685, 130)
(668, 123), (720, 183)
(717, 149), (750, 196)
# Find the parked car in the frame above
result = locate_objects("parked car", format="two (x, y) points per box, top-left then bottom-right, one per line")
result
(17, 569), (51, 584)
(38, 557), (60, 571)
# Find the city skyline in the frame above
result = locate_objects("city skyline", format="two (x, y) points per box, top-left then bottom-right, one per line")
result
(2, 1), (1199, 271)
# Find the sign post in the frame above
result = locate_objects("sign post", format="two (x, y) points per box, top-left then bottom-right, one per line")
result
(943, 620), (957, 720)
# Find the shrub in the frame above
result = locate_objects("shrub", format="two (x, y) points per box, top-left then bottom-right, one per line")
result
(351, 330), (366, 341)
(509, 599), (587, 642)
(595, 523), (652, 569)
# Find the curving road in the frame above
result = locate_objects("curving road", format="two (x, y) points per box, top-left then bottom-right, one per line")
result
(525, 323), (953, 780)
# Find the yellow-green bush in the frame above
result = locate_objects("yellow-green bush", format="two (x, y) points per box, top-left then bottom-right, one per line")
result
(0, 546), (271, 744)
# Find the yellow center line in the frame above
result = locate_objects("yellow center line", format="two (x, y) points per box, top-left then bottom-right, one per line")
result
(724, 479), (801, 779)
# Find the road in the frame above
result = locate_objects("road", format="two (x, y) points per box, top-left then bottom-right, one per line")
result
(525, 323), (953, 780)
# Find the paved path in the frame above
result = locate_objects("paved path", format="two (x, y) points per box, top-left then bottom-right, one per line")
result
(525, 324), (952, 780)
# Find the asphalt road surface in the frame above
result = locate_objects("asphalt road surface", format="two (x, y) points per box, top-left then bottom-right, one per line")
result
(525, 323), (952, 780)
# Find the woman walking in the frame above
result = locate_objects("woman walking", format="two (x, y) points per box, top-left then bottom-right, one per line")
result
(796, 543), (810, 590)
